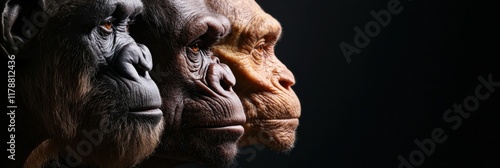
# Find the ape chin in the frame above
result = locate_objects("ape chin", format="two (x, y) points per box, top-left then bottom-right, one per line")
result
(2, 0), (164, 167)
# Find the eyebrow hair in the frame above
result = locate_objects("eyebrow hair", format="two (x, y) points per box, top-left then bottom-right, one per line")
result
(245, 14), (282, 42)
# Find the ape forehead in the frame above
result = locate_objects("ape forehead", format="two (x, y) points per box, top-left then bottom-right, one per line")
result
(166, 0), (212, 20)
(172, 0), (206, 8)
(206, 0), (262, 22)
(206, 0), (282, 41)
(242, 14), (282, 39)
(62, 0), (143, 20)
(143, 0), (208, 13)
(110, 0), (144, 16)
(140, 0), (220, 45)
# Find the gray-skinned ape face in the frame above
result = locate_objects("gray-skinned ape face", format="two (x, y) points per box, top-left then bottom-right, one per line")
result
(2, 0), (164, 167)
(129, 0), (245, 167)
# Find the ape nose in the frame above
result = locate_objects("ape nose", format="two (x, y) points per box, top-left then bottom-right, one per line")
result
(113, 43), (154, 81)
(279, 72), (295, 90)
(276, 66), (296, 90)
(206, 57), (236, 95)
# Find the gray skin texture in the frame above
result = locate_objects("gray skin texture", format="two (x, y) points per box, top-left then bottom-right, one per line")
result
(129, 0), (246, 167)
(2, 0), (164, 167)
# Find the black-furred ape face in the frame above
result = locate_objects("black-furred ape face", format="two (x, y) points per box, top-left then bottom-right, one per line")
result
(130, 0), (245, 167)
(2, 0), (164, 167)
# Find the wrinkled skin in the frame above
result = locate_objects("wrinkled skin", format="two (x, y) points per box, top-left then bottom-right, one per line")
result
(206, 0), (301, 151)
(129, 0), (246, 167)
(2, 0), (164, 167)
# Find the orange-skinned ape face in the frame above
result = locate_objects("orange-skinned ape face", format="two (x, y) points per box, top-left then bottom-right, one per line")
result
(206, 0), (301, 151)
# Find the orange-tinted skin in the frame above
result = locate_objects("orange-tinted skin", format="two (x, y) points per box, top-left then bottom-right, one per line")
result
(206, 0), (301, 151)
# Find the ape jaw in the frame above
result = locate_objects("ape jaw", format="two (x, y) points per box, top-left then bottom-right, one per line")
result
(150, 89), (245, 167)
(239, 118), (299, 151)
(236, 89), (301, 151)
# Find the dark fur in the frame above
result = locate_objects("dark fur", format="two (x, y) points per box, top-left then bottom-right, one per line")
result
(3, 0), (164, 167)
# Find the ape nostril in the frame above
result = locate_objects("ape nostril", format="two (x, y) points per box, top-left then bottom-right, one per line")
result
(135, 65), (147, 77)
(279, 77), (295, 90)
(207, 63), (236, 94)
(137, 43), (153, 71)
(113, 43), (153, 81)
(275, 67), (296, 90)
(211, 56), (221, 64)
(220, 77), (233, 92)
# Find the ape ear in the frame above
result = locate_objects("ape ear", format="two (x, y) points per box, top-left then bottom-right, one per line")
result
(1, 0), (50, 58)
(1, 0), (22, 57)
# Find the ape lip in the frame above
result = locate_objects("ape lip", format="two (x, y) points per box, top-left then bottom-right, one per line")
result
(193, 125), (245, 133)
(129, 108), (162, 115)
(194, 125), (243, 129)
(191, 121), (245, 129)
(249, 117), (300, 121)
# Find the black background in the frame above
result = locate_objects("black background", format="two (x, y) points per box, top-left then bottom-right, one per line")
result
(235, 0), (500, 168)
(3, 0), (499, 168)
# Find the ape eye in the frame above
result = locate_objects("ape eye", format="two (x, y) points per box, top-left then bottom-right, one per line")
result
(190, 43), (200, 53)
(104, 20), (113, 30)
(100, 17), (116, 32)
(256, 45), (265, 53)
